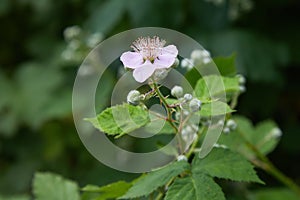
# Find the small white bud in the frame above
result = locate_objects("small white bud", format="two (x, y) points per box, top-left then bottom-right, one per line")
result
(63, 25), (81, 41)
(191, 50), (203, 60)
(226, 119), (237, 130)
(127, 90), (141, 105)
(153, 69), (169, 81)
(189, 99), (202, 112)
(217, 120), (225, 126)
(184, 93), (193, 101)
(86, 32), (103, 48)
(172, 58), (180, 68)
(271, 127), (282, 138)
(223, 127), (230, 134)
(239, 85), (246, 93)
(177, 155), (188, 161)
(181, 126), (197, 143)
(237, 74), (246, 85)
(69, 40), (81, 50)
(181, 58), (194, 70)
(171, 85), (183, 98)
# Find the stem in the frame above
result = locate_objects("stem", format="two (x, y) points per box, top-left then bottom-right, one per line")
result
(186, 126), (205, 159)
(237, 129), (300, 196)
(248, 143), (300, 196)
(152, 82), (184, 154)
(152, 82), (178, 132)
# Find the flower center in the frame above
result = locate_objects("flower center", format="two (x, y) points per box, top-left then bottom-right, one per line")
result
(131, 36), (166, 62)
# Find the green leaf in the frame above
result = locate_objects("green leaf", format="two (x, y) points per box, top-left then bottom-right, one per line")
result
(0, 195), (30, 200)
(81, 181), (131, 200)
(184, 54), (237, 87)
(213, 54), (237, 77)
(192, 148), (263, 183)
(254, 120), (281, 155)
(249, 188), (300, 200)
(199, 101), (234, 117)
(165, 173), (225, 200)
(218, 116), (281, 159)
(194, 75), (239, 102)
(120, 160), (190, 199)
(86, 104), (150, 137)
(33, 172), (80, 200)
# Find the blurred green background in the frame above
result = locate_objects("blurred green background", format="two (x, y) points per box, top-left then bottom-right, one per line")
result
(0, 0), (299, 198)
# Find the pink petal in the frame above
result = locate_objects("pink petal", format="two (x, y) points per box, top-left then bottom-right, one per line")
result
(132, 60), (156, 83)
(120, 51), (144, 69)
(162, 45), (178, 56)
(154, 54), (176, 69)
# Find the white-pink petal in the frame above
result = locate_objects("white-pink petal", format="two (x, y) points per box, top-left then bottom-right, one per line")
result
(162, 45), (178, 56)
(154, 54), (176, 69)
(132, 60), (156, 83)
(120, 51), (144, 69)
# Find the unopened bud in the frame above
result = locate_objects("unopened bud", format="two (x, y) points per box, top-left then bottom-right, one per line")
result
(172, 58), (180, 68)
(127, 90), (141, 105)
(177, 155), (188, 161)
(223, 127), (230, 134)
(63, 25), (81, 41)
(239, 85), (246, 93)
(189, 99), (202, 112)
(184, 93), (193, 101)
(271, 128), (282, 138)
(237, 74), (246, 85)
(226, 119), (237, 130)
(171, 85), (183, 98)
(153, 69), (169, 81)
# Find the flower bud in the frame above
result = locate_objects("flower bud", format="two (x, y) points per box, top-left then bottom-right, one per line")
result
(171, 85), (183, 98)
(86, 33), (103, 48)
(181, 125), (196, 143)
(237, 74), (246, 85)
(226, 119), (237, 130)
(181, 58), (193, 70)
(153, 69), (169, 82)
(127, 90), (141, 105)
(177, 155), (188, 161)
(271, 127), (282, 138)
(189, 99), (202, 112)
(172, 58), (180, 68)
(63, 25), (81, 41)
(223, 127), (230, 134)
(239, 85), (246, 93)
(184, 93), (193, 101)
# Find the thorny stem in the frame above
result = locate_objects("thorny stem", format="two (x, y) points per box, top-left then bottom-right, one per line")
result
(152, 82), (185, 154)
(236, 129), (300, 197)
(152, 82), (178, 132)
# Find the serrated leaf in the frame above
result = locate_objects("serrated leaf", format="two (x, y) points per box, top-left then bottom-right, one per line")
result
(86, 104), (150, 137)
(194, 75), (239, 102)
(33, 172), (80, 200)
(213, 54), (237, 77)
(192, 148), (263, 183)
(218, 116), (281, 159)
(254, 121), (281, 155)
(199, 101), (234, 117)
(184, 54), (237, 87)
(165, 173), (225, 200)
(81, 181), (131, 200)
(120, 161), (190, 199)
